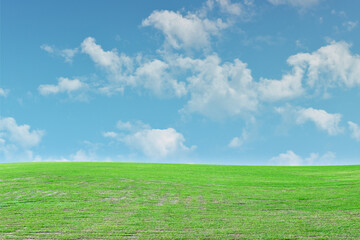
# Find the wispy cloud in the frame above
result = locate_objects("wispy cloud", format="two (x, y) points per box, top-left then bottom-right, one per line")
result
(348, 121), (360, 141)
(343, 21), (358, 31)
(228, 129), (248, 148)
(41, 44), (78, 63)
(0, 88), (9, 97)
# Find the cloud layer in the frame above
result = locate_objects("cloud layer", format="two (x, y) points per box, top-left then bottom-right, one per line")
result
(31, 1), (360, 165)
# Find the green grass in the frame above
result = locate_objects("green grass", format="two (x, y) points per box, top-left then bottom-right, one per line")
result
(0, 163), (359, 239)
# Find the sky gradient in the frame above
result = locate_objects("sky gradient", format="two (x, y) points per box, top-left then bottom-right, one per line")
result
(1, 0), (360, 165)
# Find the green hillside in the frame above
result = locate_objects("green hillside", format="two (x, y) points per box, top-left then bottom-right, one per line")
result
(0, 163), (359, 239)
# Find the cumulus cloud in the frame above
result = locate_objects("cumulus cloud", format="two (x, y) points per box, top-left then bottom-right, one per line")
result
(258, 66), (304, 101)
(104, 120), (194, 159)
(134, 59), (187, 97)
(348, 121), (360, 141)
(257, 41), (360, 100)
(277, 106), (343, 136)
(288, 41), (360, 89)
(260, 41), (360, 100)
(80, 37), (259, 117)
(270, 150), (336, 166)
(79, 34), (360, 120)
(81, 37), (186, 97)
(176, 54), (258, 119)
(38, 77), (86, 96)
(0, 117), (44, 148)
(123, 128), (192, 159)
(142, 10), (227, 51)
(267, 0), (321, 8)
(0, 88), (9, 97)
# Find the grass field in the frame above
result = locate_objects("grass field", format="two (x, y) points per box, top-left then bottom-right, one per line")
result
(0, 163), (359, 239)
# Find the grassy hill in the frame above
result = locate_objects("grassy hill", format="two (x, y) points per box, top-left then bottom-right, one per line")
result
(0, 163), (359, 239)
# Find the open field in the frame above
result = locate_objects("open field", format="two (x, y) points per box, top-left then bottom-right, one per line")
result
(0, 163), (359, 239)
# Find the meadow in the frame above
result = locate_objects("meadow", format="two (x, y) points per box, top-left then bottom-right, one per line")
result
(0, 163), (359, 239)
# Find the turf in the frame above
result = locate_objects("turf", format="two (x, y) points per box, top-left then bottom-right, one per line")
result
(0, 163), (359, 239)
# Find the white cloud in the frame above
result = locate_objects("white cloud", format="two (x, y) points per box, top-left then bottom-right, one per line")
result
(228, 129), (248, 148)
(176, 54), (258, 119)
(296, 107), (343, 135)
(0, 117), (44, 148)
(81, 37), (185, 97)
(277, 106), (343, 136)
(348, 121), (360, 141)
(123, 128), (192, 159)
(70, 149), (97, 162)
(102, 131), (118, 138)
(60, 48), (79, 63)
(80, 37), (360, 120)
(288, 41), (360, 89)
(116, 120), (150, 132)
(270, 150), (303, 166)
(0, 88), (9, 97)
(215, 0), (242, 15)
(270, 150), (336, 166)
(142, 10), (227, 50)
(97, 86), (124, 96)
(105, 121), (194, 159)
(343, 21), (358, 31)
(80, 38), (259, 117)
(258, 66), (304, 101)
(256, 41), (360, 101)
(134, 59), (187, 97)
(81, 37), (133, 77)
(40, 44), (54, 53)
(38, 77), (86, 96)
(267, 0), (321, 8)
(203, 0), (255, 21)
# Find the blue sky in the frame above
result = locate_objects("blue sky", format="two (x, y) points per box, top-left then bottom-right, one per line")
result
(1, 0), (360, 165)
